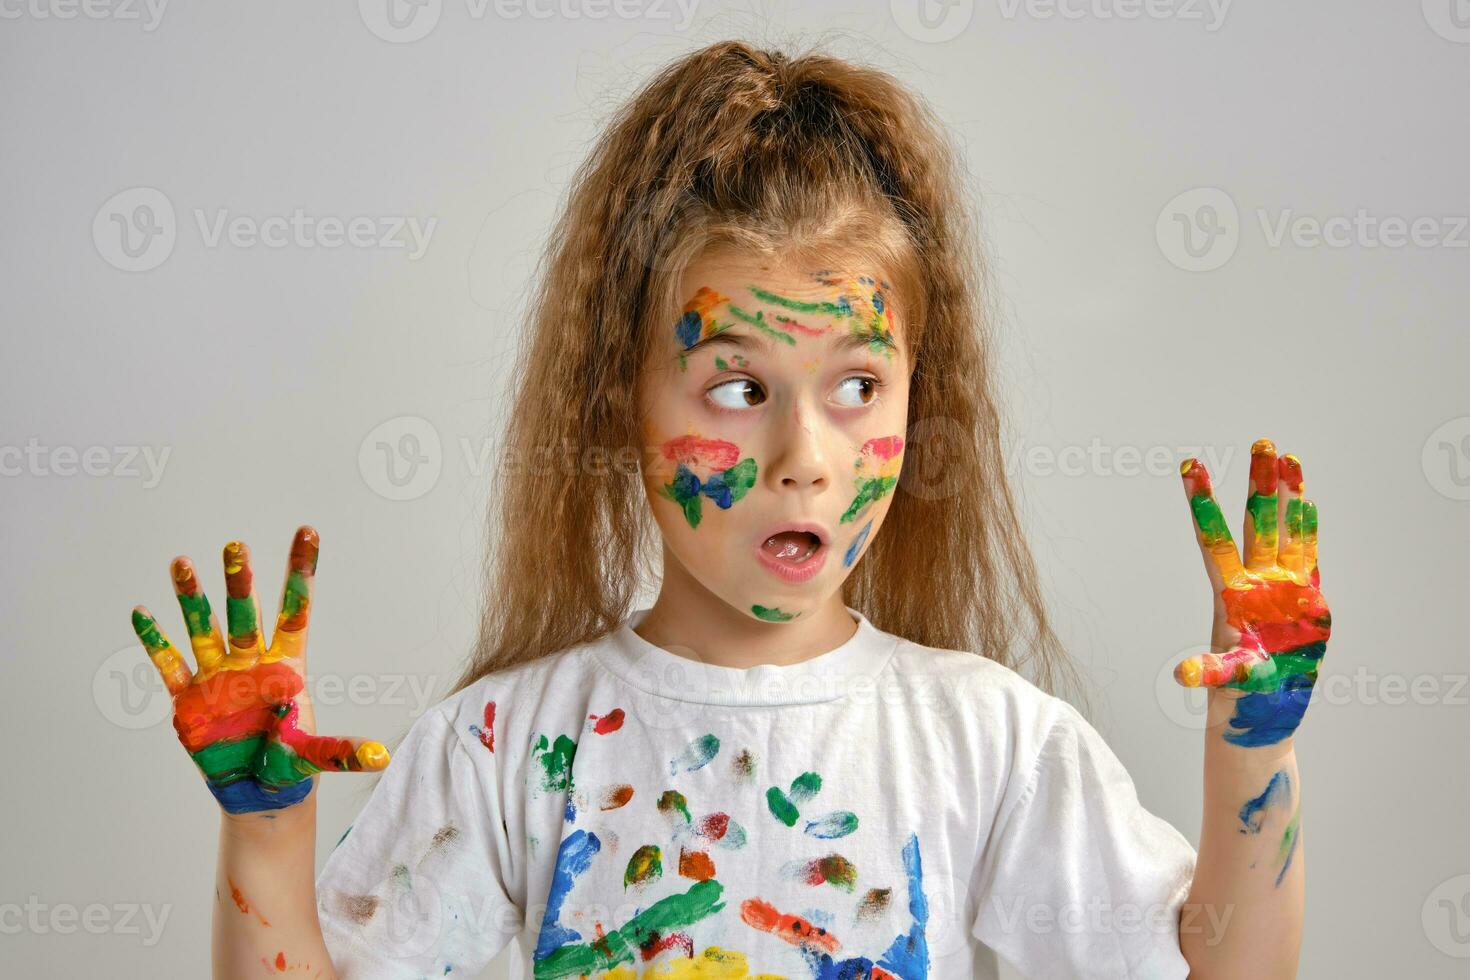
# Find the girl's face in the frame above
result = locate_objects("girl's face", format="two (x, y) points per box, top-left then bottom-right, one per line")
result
(637, 251), (911, 623)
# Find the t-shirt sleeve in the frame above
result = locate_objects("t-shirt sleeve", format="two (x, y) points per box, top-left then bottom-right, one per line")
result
(316, 704), (523, 979)
(971, 697), (1197, 980)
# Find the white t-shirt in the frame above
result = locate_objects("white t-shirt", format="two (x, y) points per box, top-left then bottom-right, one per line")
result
(317, 605), (1197, 979)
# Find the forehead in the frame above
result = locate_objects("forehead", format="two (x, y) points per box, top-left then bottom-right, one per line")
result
(670, 253), (905, 361)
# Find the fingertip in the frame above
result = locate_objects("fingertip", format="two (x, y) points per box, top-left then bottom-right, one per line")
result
(1278, 453), (1304, 491)
(1174, 658), (1202, 688)
(1250, 437), (1276, 456)
(355, 741), (390, 770)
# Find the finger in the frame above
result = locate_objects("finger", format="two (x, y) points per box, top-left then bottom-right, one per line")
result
(1174, 645), (1267, 688)
(131, 605), (192, 695)
(1180, 457), (1247, 591)
(1276, 454), (1307, 582)
(1242, 438), (1279, 571)
(1302, 498), (1320, 588)
(170, 557), (226, 679)
(222, 540), (265, 668)
(266, 526), (319, 663)
(273, 701), (391, 774)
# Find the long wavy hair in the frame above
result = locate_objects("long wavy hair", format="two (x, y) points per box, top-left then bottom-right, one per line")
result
(452, 39), (1083, 705)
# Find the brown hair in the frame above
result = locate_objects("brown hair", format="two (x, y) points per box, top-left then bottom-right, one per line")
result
(453, 40), (1084, 705)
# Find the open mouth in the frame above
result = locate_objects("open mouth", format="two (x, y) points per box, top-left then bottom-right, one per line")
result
(761, 530), (822, 564)
(755, 526), (829, 583)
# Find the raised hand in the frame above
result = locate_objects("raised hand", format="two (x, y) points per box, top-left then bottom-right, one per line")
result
(130, 526), (390, 815)
(1172, 439), (1332, 746)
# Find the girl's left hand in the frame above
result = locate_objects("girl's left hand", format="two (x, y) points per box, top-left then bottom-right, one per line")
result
(1172, 438), (1332, 747)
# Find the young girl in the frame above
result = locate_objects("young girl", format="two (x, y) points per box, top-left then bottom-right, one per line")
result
(131, 40), (1328, 979)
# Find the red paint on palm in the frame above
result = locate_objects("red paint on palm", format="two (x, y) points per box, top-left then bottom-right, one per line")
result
(173, 661), (304, 752)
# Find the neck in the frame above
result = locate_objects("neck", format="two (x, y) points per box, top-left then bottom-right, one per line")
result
(636, 544), (858, 669)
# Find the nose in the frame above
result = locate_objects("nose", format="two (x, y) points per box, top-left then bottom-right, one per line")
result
(763, 397), (832, 495)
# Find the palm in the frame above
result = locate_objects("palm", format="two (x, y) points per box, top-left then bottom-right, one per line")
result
(131, 527), (388, 815)
(1174, 440), (1331, 747)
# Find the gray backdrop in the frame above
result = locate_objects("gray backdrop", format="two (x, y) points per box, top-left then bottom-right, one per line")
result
(3, 1), (1466, 977)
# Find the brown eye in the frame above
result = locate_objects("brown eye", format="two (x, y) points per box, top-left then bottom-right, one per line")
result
(708, 378), (766, 410)
(833, 375), (878, 407)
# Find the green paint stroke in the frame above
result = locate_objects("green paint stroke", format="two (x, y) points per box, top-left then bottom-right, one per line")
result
(177, 590), (214, 637)
(752, 604), (798, 622)
(657, 790), (691, 824)
(532, 733), (578, 791)
(1188, 493), (1231, 543)
(727, 303), (796, 346)
(840, 474), (898, 524)
(131, 609), (171, 651)
(1275, 807), (1301, 887)
(624, 844), (662, 887)
(746, 285), (845, 318)
(225, 595), (258, 637)
(280, 570), (310, 621)
(1246, 493), (1277, 536)
(766, 786), (801, 826)
(532, 879), (724, 979)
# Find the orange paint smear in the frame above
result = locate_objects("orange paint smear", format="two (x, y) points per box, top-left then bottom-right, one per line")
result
(739, 897), (840, 953)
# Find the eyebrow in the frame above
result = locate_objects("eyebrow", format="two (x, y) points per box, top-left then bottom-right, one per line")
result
(680, 324), (899, 359)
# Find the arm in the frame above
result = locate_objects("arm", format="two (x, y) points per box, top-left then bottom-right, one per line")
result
(216, 799), (337, 978)
(1173, 441), (1329, 978)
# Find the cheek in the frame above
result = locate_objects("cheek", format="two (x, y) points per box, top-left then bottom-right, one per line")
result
(837, 434), (906, 525)
(643, 427), (760, 533)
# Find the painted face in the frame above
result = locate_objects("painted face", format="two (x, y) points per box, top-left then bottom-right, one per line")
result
(638, 253), (911, 623)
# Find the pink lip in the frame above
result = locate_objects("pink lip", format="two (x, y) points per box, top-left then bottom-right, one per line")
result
(754, 521), (830, 584)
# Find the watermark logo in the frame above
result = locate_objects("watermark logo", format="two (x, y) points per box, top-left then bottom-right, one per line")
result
(995, 0), (1230, 31)
(93, 186), (176, 272)
(92, 187), (437, 271)
(1423, 416), (1470, 501)
(1423, 874), (1470, 957)
(1156, 187), (1240, 272)
(359, 0), (442, 42)
(0, 439), (171, 487)
(359, 415), (444, 501)
(1422, 0), (1470, 43)
(0, 0), (169, 29)
(891, 0), (975, 42)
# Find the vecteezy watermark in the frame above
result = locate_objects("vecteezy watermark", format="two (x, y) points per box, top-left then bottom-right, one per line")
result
(1422, 0), (1470, 43)
(890, 0), (976, 43)
(1006, 437), (1235, 480)
(0, 438), (170, 488)
(0, 898), (171, 946)
(1157, 187), (1469, 272)
(93, 643), (445, 731)
(93, 187), (438, 272)
(985, 895), (1234, 945)
(357, 0), (700, 43)
(995, 0), (1230, 31)
(0, 0), (168, 29)
(1423, 416), (1470, 501)
(1423, 873), (1470, 957)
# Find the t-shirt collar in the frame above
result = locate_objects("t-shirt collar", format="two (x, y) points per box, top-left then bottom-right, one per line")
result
(593, 604), (899, 707)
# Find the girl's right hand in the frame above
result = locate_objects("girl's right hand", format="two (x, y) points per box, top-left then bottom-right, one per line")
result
(130, 526), (390, 817)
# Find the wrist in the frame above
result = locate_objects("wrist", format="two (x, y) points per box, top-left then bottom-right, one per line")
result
(219, 790), (318, 848)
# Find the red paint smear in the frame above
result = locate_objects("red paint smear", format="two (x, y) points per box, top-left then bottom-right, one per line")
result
(1180, 458), (1212, 495)
(660, 435), (740, 471)
(479, 701), (496, 752)
(224, 543), (254, 599)
(638, 930), (694, 962)
(696, 812), (729, 841)
(861, 435), (903, 460)
(1225, 581), (1331, 651)
(276, 701), (359, 770)
(678, 848), (716, 881)
(275, 951), (286, 971)
(591, 708), (624, 734)
(1278, 454), (1304, 493)
(1250, 446), (1279, 495)
(174, 662), (303, 751)
(739, 897), (840, 953)
(774, 314), (826, 336)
